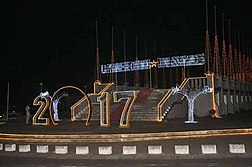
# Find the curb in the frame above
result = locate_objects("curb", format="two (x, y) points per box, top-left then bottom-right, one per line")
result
(1, 128), (251, 158)
(1, 128), (252, 143)
(0, 143), (248, 156)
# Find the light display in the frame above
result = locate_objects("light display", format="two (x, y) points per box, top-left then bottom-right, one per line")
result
(101, 53), (205, 74)
(97, 92), (111, 127)
(101, 59), (150, 74)
(171, 85), (212, 123)
(157, 53), (205, 68)
(52, 92), (69, 121)
(32, 87), (92, 126)
(113, 90), (138, 128)
(32, 91), (51, 125)
(32, 83), (138, 128)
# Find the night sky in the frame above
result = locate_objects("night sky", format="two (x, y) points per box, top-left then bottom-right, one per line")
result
(1, 0), (252, 111)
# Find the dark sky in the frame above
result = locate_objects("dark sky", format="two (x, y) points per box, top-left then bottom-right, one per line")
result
(0, 0), (252, 110)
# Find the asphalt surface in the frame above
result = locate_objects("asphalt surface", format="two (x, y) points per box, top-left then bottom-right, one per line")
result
(1, 111), (252, 162)
(1, 110), (252, 135)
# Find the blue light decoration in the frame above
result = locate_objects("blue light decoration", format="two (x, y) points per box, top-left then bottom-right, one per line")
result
(101, 53), (204, 74)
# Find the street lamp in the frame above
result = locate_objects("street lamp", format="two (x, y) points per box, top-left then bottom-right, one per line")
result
(84, 85), (87, 93)
(39, 82), (43, 93)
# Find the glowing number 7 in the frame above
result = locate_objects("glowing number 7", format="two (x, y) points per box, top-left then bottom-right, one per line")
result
(113, 91), (138, 128)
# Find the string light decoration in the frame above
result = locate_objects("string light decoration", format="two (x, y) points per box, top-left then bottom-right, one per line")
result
(233, 28), (238, 80)
(228, 19), (233, 79)
(213, 6), (221, 76)
(171, 85), (213, 123)
(204, 0), (211, 73)
(221, 13), (227, 77)
(101, 53), (205, 74)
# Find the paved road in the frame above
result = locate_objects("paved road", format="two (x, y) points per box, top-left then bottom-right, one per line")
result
(0, 153), (252, 167)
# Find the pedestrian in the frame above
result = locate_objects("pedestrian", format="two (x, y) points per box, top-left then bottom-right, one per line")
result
(25, 104), (31, 125)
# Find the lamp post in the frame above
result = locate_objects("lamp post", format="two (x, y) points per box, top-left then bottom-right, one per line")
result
(6, 82), (9, 121)
(39, 82), (43, 93)
(84, 85), (87, 93)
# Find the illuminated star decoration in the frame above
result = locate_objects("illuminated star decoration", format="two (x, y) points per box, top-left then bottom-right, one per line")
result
(150, 60), (158, 67)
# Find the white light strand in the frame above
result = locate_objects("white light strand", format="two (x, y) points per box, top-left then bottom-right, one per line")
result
(101, 53), (205, 74)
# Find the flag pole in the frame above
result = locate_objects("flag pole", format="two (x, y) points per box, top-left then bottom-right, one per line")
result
(238, 29), (241, 81)
(6, 82), (9, 121)
(162, 44), (167, 88)
(110, 26), (115, 83)
(213, 5), (220, 76)
(205, 0), (210, 73)
(234, 27), (238, 80)
(149, 40), (152, 89)
(222, 13), (227, 77)
(144, 39), (149, 88)
(134, 34), (140, 87)
(154, 41), (158, 88)
(95, 20), (100, 82)
(228, 19), (233, 79)
(123, 30), (127, 86)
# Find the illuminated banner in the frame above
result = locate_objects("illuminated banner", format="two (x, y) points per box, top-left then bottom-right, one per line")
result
(157, 53), (205, 68)
(101, 53), (204, 74)
(101, 59), (150, 74)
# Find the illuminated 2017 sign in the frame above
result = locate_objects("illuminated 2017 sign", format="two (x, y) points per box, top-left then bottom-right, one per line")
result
(101, 53), (205, 74)
(32, 83), (138, 128)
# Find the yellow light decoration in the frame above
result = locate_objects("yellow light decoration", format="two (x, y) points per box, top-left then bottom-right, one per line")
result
(48, 86), (92, 126)
(210, 73), (221, 118)
(1, 128), (252, 142)
(97, 92), (111, 127)
(113, 90), (138, 128)
(32, 95), (50, 126)
(150, 60), (158, 67)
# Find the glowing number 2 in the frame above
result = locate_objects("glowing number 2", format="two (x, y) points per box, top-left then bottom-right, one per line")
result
(32, 96), (50, 126)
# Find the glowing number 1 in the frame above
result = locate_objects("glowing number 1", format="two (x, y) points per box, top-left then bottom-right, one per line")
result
(97, 92), (110, 127)
(113, 91), (138, 128)
(32, 96), (50, 125)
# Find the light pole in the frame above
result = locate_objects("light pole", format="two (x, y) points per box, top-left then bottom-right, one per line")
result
(39, 82), (43, 93)
(6, 82), (9, 121)
(84, 85), (87, 93)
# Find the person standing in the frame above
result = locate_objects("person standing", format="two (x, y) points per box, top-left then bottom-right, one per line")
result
(25, 104), (31, 125)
